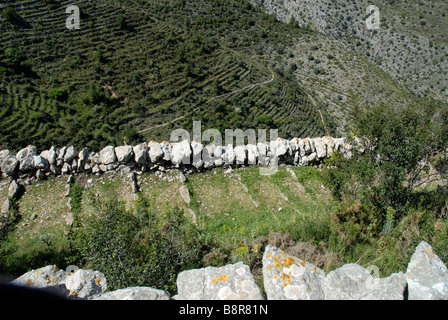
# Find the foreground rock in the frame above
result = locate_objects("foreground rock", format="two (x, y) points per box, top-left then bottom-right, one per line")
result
(95, 287), (170, 300)
(321, 264), (407, 300)
(65, 269), (107, 299)
(263, 245), (325, 300)
(406, 241), (448, 300)
(175, 261), (264, 300)
(10, 265), (107, 300)
(5, 241), (447, 300)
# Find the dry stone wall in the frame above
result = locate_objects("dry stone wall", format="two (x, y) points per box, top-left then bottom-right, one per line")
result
(0, 136), (352, 221)
(4, 241), (447, 300)
(0, 136), (352, 182)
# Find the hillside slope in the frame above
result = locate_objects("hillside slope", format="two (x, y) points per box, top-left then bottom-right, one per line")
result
(249, 0), (448, 103)
(1, 0), (444, 151)
(0, 0), (331, 151)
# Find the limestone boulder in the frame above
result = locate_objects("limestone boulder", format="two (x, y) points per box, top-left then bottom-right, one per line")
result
(100, 146), (117, 165)
(313, 137), (327, 159)
(234, 145), (247, 165)
(115, 146), (134, 164)
(190, 141), (204, 169)
(406, 241), (448, 300)
(33, 155), (48, 170)
(1, 198), (13, 214)
(19, 156), (35, 171)
(11, 265), (67, 289)
(160, 141), (172, 162)
(171, 140), (192, 166)
(246, 144), (258, 165)
(257, 142), (269, 165)
(176, 262), (263, 300)
(322, 263), (407, 300)
(57, 146), (67, 161)
(8, 180), (21, 199)
(16, 146), (37, 162)
(179, 185), (191, 205)
(41, 147), (57, 165)
(1, 155), (19, 176)
(360, 272), (407, 300)
(322, 264), (371, 300)
(19, 153), (36, 171)
(263, 245), (325, 300)
(148, 141), (164, 163)
(133, 143), (147, 165)
(64, 145), (78, 163)
(78, 147), (89, 162)
(65, 269), (107, 300)
(203, 144), (221, 168)
(222, 145), (235, 165)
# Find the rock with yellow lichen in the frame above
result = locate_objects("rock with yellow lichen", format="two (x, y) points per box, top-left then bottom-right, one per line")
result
(262, 245), (325, 300)
(174, 261), (264, 300)
(11, 265), (67, 289)
(406, 241), (448, 300)
(9, 266), (107, 300)
(65, 269), (107, 300)
(10, 265), (71, 298)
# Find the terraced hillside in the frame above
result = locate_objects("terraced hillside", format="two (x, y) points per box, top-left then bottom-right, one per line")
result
(2, 0), (445, 151)
(0, 0), (335, 151)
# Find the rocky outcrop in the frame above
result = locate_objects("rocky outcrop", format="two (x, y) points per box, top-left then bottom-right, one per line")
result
(6, 241), (447, 300)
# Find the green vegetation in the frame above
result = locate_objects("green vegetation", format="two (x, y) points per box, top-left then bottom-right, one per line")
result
(0, 0), (327, 151)
(1, 6), (19, 22)
(66, 197), (205, 294)
(0, 0), (447, 294)
(322, 102), (448, 273)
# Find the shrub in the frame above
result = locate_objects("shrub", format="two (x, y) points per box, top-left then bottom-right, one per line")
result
(48, 88), (68, 102)
(324, 102), (448, 226)
(1, 6), (19, 22)
(67, 197), (205, 294)
(255, 114), (273, 126)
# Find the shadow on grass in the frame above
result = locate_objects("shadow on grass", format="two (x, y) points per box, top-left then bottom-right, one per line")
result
(0, 246), (71, 280)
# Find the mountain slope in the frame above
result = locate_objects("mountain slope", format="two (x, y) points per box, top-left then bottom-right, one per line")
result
(249, 0), (448, 102)
(0, 0), (446, 151)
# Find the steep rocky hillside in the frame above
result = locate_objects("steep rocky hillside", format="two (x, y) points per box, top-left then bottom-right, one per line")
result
(249, 0), (448, 103)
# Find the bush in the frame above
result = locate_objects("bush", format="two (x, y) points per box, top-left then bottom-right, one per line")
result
(48, 88), (68, 102)
(255, 114), (273, 126)
(67, 197), (205, 294)
(324, 102), (448, 228)
(1, 6), (19, 22)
